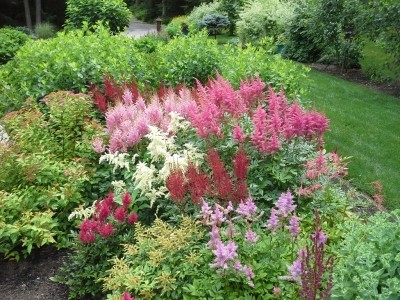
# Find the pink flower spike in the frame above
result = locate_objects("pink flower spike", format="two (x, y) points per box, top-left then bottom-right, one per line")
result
(276, 191), (296, 217)
(98, 223), (115, 238)
(288, 258), (302, 283)
(312, 229), (328, 246)
(288, 215), (301, 237)
(245, 229), (259, 243)
(232, 123), (246, 143)
(122, 192), (132, 207)
(121, 291), (135, 300)
(267, 208), (280, 232)
(92, 138), (105, 153)
(127, 212), (138, 224)
(114, 206), (127, 223)
(236, 197), (258, 218)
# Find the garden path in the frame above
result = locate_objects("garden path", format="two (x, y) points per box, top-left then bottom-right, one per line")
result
(124, 20), (157, 38)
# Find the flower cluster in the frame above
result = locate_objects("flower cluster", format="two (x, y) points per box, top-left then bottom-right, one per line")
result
(79, 192), (138, 244)
(267, 191), (301, 237)
(200, 197), (263, 287)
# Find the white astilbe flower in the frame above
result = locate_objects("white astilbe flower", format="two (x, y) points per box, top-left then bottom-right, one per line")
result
(159, 153), (189, 181)
(68, 200), (98, 221)
(133, 162), (156, 195)
(146, 126), (175, 162)
(167, 112), (191, 133)
(111, 180), (126, 196)
(99, 152), (130, 172)
(145, 186), (168, 207)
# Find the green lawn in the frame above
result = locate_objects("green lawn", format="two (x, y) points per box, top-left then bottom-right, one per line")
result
(307, 70), (400, 209)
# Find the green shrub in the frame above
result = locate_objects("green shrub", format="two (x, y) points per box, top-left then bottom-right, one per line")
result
(236, 0), (294, 43)
(152, 31), (220, 87)
(187, 1), (222, 32)
(0, 26), (145, 114)
(34, 22), (57, 39)
(198, 13), (230, 37)
(0, 27), (31, 64)
(332, 210), (400, 299)
(65, 0), (131, 33)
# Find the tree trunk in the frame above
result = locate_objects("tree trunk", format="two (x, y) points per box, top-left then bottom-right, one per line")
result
(135, 0), (140, 5)
(23, 0), (32, 29)
(35, 0), (41, 25)
(161, 0), (166, 17)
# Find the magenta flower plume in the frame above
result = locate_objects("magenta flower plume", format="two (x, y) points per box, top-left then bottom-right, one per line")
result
(121, 291), (135, 300)
(245, 229), (259, 243)
(311, 229), (328, 246)
(232, 123), (246, 143)
(236, 196), (258, 218)
(233, 148), (249, 181)
(98, 223), (115, 238)
(251, 105), (268, 152)
(127, 212), (138, 224)
(267, 208), (280, 232)
(238, 76), (265, 108)
(114, 206), (127, 223)
(122, 192), (132, 207)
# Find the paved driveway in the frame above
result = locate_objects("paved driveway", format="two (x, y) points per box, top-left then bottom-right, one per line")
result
(125, 20), (157, 38)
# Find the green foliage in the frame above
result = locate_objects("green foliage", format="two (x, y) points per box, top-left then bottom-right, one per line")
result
(187, 1), (222, 32)
(219, 44), (310, 99)
(34, 22), (57, 39)
(152, 32), (220, 86)
(0, 27), (31, 64)
(0, 92), (103, 259)
(236, 0), (294, 44)
(65, 0), (131, 33)
(332, 210), (400, 299)
(0, 25), (144, 115)
(219, 0), (244, 35)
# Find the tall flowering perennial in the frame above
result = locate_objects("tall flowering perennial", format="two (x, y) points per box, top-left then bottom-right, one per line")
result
(267, 191), (301, 238)
(78, 192), (138, 244)
(200, 197), (263, 287)
(286, 210), (334, 300)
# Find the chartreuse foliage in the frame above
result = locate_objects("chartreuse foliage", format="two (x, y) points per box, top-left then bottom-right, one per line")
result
(332, 210), (400, 299)
(0, 92), (103, 259)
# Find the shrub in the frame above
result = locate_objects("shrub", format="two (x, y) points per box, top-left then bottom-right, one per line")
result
(34, 22), (57, 39)
(152, 31), (220, 86)
(198, 14), (230, 38)
(65, 0), (131, 33)
(332, 210), (400, 299)
(187, 1), (222, 32)
(236, 0), (294, 44)
(165, 16), (192, 37)
(0, 25), (145, 115)
(0, 27), (31, 64)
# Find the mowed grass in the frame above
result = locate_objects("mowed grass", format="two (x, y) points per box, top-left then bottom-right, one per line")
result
(307, 70), (400, 209)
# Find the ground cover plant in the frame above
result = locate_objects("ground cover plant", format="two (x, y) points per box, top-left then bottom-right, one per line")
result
(308, 69), (400, 209)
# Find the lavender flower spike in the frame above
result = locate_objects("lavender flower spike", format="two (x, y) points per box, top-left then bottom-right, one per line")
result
(209, 241), (238, 269)
(236, 196), (258, 218)
(276, 191), (296, 217)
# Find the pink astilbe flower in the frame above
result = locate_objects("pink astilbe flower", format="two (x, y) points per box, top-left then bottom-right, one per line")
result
(122, 192), (132, 207)
(267, 208), (280, 232)
(92, 138), (105, 153)
(233, 260), (243, 272)
(238, 76), (265, 108)
(145, 98), (163, 126)
(114, 206), (127, 222)
(311, 229), (328, 246)
(209, 240), (238, 269)
(245, 229), (259, 243)
(200, 199), (213, 220)
(127, 212), (138, 224)
(122, 88), (133, 105)
(236, 196), (258, 218)
(190, 99), (223, 138)
(79, 219), (98, 243)
(232, 123), (246, 143)
(243, 265), (255, 287)
(97, 223), (115, 238)
(121, 291), (135, 300)
(276, 191), (296, 217)
(210, 204), (226, 226)
(251, 105), (269, 152)
(97, 202), (111, 222)
(207, 225), (221, 249)
(288, 257), (303, 283)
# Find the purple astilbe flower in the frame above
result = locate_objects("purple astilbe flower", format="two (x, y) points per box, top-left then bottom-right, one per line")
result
(209, 241), (238, 269)
(233, 260), (243, 272)
(225, 220), (236, 239)
(288, 258), (302, 283)
(200, 199), (213, 220)
(236, 197), (258, 218)
(288, 215), (301, 237)
(207, 225), (221, 249)
(267, 208), (280, 232)
(243, 265), (255, 287)
(245, 229), (259, 243)
(276, 191), (296, 217)
(210, 204), (226, 226)
(92, 138), (105, 153)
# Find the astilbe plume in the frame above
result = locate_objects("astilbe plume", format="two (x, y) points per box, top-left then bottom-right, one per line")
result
(208, 149), (234, 200)
(238, 76), (265, 108)
(297, 210), (334, 300)
(369, 181), (384, 211)
(78, 192), (138, 244)
(166, 169), (187, 203)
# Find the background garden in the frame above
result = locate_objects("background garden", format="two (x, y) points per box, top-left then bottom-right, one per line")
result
(0, 0), (399, 299)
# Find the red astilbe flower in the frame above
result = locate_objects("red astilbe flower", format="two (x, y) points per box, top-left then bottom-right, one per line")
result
(97, 223), (115, 238)
(208, 149), (234, 200)
(114, 206), (127, 222)
(122, 192), (132, 207)
(186, 165), (210, 204)
(166, 169), (188, 202)
(104, 75), (122, 100)
(369, 181), (384, 211)
(233, 148), (250, 181)
(92, 90), (108, 113)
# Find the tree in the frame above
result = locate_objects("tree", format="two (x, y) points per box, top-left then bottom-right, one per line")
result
(23, 0), (32, 29)
(198, 13), (230, 38)
(220, 0), (244, 35)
